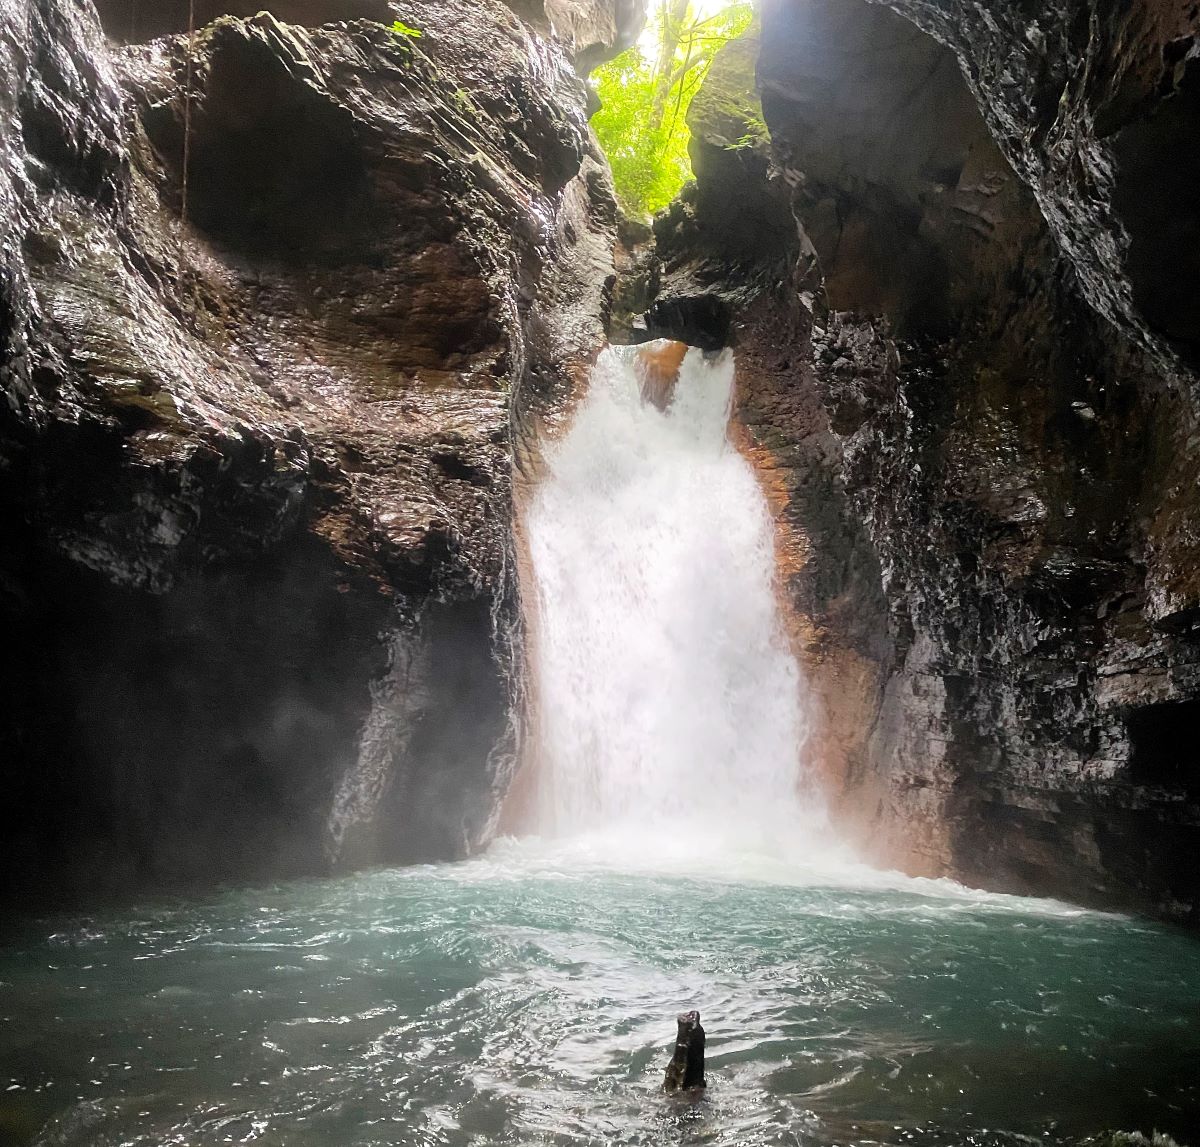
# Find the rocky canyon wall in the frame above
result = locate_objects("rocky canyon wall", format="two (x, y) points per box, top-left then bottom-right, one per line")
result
(8, 0), (1200, 926)
(0, 0), (629, 904)
(646, 0), (1200, 922)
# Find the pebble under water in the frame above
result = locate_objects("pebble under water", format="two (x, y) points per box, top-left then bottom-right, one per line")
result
(1, 840), (1199, 1147)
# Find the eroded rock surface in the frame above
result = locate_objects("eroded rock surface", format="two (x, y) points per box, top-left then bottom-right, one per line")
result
(95, 0), (643, 70)
(500, 0), (644, 72)
(0, 0), (618, 901)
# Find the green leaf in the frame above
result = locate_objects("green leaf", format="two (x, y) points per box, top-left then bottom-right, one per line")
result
(391, 19), (423, 38)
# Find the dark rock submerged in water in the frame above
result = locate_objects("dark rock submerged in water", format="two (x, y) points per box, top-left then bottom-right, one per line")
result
(663, 1010), (706, 1094)
(643, 0), (1200, 924)
(0, 0), (626, 903)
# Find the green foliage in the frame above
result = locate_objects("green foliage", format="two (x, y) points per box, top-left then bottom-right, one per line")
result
(592, 51), (685, 220)
(391, 18), (423, 38)
(590, 2), (753, 219)
(731, 111), (769, 151)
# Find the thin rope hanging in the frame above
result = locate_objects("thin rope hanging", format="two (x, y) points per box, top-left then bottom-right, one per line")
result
(179, 0), (197, 313)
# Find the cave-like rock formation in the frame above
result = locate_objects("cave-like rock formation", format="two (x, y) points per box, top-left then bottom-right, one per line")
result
(648, 0), (1200, 922)
(0, 0), (623, 902)
(7, 0), (1200, 927)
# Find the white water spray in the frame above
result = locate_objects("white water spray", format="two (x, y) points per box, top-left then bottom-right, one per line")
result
(525, 344), (832, 860)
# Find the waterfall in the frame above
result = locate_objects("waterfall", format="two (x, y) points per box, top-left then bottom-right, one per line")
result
(524, 343), (831, 859)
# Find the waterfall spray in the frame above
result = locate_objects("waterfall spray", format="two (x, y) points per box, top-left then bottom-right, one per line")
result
(524, 343), (831, 860)
(326, 629), (429, 868)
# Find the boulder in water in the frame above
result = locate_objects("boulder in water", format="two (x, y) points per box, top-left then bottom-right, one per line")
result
(663, 1009), (706, 1094)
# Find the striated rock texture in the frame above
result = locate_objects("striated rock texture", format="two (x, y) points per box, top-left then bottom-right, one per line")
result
(93, 0), (393, 42)
(0, 0), (621, 902)
(650, 0), (1200, 922)
(499, 0), (644, 73)
(94, 0), (645, 71)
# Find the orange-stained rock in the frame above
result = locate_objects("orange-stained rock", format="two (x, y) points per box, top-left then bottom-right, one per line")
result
(634, 340), (689, 410)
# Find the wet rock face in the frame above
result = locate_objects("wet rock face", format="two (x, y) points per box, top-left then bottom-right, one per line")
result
(757, 0), (1048, 338)
(500, 0), (644, 71)
(0, 0), (618, 902)
(861, 0), (1200, 365)
(659, 0), (1200, 922)
(93, 0), (394, 42)
(96, 0), (641, 76)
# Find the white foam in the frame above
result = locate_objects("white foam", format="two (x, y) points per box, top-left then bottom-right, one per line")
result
(524, 345), (843, 863)
(512, 345), (1119, 924)
(461, 834), (1116, 920)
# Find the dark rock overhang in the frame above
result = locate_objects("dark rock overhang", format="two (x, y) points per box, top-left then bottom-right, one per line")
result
(94, 0), (392, 42)
(628, 294), (733, 352)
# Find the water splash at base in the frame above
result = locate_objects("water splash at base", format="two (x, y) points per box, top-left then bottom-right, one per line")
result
(524, 343), (840, 863)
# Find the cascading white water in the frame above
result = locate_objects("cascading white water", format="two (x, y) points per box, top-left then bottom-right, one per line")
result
(525, 343), (832, 859)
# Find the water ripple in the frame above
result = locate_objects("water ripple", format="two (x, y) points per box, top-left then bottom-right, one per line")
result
(0, 848), (1197, 1146)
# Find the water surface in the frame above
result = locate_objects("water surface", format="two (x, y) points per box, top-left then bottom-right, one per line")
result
(2, 841), (1198, 1147)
